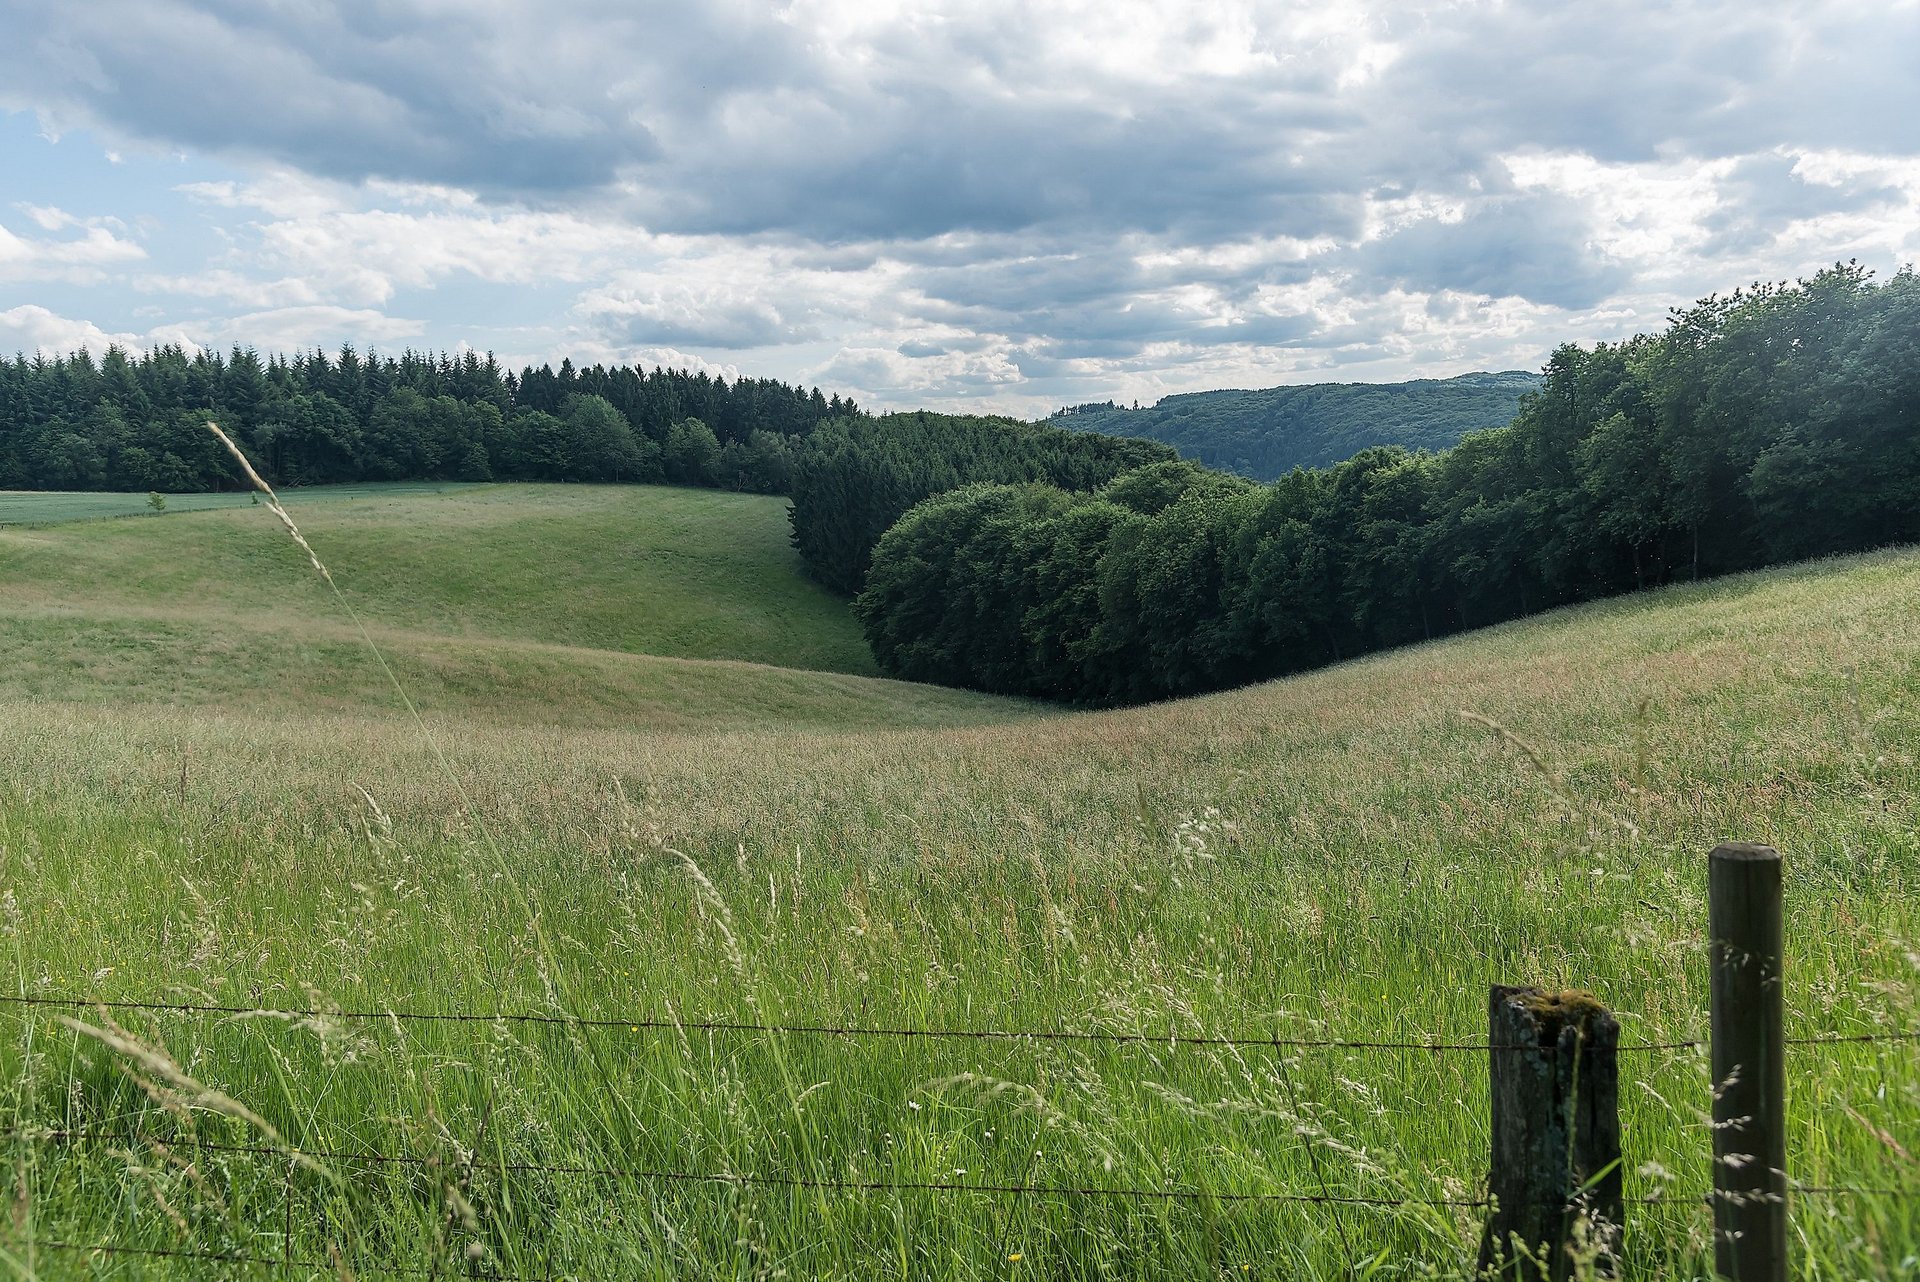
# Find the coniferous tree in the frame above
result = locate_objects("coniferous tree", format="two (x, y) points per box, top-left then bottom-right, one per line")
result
(0, 345), (843, 493)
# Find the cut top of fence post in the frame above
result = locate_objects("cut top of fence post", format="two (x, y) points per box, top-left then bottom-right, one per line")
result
(1479, 985), (1624, 1282)
(1710, 842), (1781, 864)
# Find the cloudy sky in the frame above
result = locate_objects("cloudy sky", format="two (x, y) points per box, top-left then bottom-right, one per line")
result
(2, 1), (1917, 415)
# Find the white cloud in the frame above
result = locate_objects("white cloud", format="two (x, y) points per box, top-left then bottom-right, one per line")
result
(0, 304), (192, 357)
(172, 172), (668, 306)
(0, 299), (425, 363)
(134, 269), (325, 311)
(0, 213), (146, 281)
(179, 174), (342, 221)
(187, 305), (429, 353)
(808, 344), (1026, 400)
(18, 204), (76, 231)
(608, 347), (743, 382)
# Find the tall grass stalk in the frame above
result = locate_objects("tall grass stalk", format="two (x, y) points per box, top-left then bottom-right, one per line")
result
(203, 423), (714, 1213)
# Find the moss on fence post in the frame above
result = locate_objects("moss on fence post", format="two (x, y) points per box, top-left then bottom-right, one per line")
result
(1477, 985), (1623, 1281)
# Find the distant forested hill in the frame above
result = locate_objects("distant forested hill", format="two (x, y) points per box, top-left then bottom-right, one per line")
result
(1050, 370), (1543, 478)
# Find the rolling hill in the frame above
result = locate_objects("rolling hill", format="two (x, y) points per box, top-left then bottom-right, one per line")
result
(0, 479), (1912, 1278)
(1052, 369), (1543, 477)
(0, 482), (1037, 731)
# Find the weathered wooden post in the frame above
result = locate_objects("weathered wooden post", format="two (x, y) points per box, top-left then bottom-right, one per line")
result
(1709, 842), (1787, 1282)
(1478, 986), (1623, 1281)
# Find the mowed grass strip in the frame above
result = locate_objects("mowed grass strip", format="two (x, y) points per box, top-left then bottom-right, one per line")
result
(0, 481), (481, 525)
(0, 499), (1915, 1275)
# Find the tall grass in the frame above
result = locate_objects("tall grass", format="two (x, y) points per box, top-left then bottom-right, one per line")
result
(0, 469), (1915, 1277)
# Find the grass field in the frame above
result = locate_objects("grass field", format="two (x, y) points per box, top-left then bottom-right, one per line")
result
(0, 483), (1039, 730)
(0, 483), (1915, 1279)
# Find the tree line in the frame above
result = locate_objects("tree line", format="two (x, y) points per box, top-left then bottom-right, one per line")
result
(855, 264), (1920, 704)
(0, 346), (859, 496)
(786, 411), (1176, 594)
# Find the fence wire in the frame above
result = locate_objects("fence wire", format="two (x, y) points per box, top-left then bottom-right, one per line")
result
(24, 1238), (543, 1280)
(3, 991), (1911, 1277)
(8, 992), (1912, 1053)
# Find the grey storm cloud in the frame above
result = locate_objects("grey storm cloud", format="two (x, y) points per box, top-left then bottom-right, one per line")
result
(13, 0), (1913, 241)
(577, 287), (821, 351)
(644, 91), (1365, 243)
(1375, 3), (1920, 165)
(895, 237), (1322, 359)
(592, 309), (805, 352)
(1699, 153), (1905, 256)
(2, 0), (799, 195)
(1350, 194), (1629, 310)
(907, 247), (1163, 320)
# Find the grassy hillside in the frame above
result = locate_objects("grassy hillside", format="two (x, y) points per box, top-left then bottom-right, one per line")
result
(0, 483), (874, 674)
(1053, 370), (1542, 478)
(0, 492), (1914, 1275)
(0, 483), (1038, 731)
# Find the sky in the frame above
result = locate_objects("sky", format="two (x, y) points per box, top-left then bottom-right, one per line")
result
(1, 0), (1917, 417)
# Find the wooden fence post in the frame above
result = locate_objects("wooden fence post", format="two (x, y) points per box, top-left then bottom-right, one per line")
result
(1478, 986), (1623, 1281)
(1709, 842), (1787, 1282)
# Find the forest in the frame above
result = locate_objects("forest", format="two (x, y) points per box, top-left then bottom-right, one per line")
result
(0, 347), (857, 497)
(786, 411), (1173, 594)
(855, 264), (1920, 703)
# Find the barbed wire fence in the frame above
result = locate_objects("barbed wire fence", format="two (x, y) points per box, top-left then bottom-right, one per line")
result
(0, 986), (1912, 1279)
(3, 845), (1916, 1277)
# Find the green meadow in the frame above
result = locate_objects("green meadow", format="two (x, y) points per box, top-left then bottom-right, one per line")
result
(0, 484), (1028, 731)
(0, 484), (1914, 1279)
